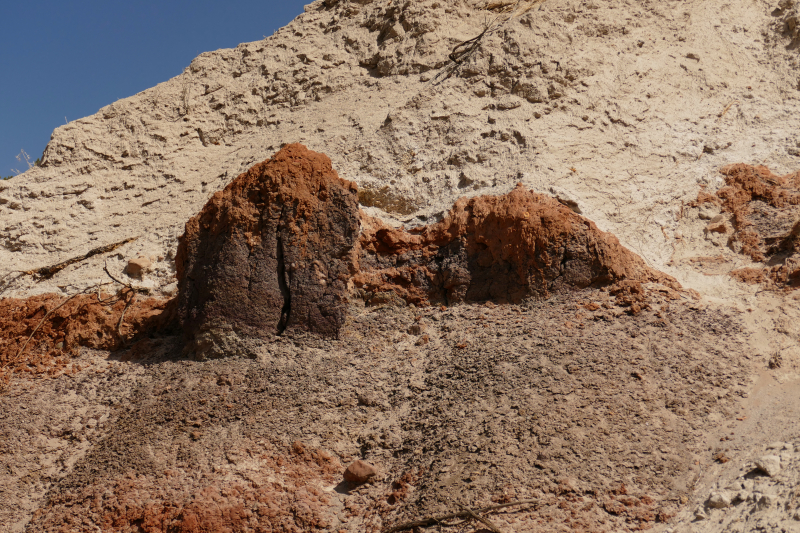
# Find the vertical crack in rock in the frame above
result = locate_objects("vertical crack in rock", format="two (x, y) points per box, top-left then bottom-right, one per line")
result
(275, 234), (291, 335)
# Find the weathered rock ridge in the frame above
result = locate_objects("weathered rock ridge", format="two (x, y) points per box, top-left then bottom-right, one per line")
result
(0, 144), (676, 372)
(356, 185), (674, 305)
(176, 143), (677, 350)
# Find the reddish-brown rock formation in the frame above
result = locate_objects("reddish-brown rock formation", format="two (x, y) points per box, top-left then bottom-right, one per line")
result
(175, 143), (360, 346)
(700, 164), (800, 289)
(355, 184), (674, 305)
(0, 145), (679, 368)
(0, 292), (173, 381)
(175, 144), (677, 354)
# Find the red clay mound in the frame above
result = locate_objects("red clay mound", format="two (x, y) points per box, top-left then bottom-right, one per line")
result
(702, 164), (800, 289)
(0, 292), (173, 382)
(356, 183), (676, 305)
(176, 144), (677, 356)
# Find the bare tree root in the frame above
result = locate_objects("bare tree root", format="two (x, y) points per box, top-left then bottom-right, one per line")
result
(27, 236), (138, 280)
(384, 499), (538, 533)
(116, 290), (136, 347)
(0, 236), (138, 298)
(8, 256), (150, 369)
(103, 259), (155, 346)
(451, 498), (505, 533)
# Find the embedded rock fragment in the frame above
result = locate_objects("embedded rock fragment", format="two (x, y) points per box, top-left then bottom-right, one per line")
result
(755, 455), (781, 477)
(125, 256), (152, 277)
(343, 459), (377, 484)
(707, 491), (732, 508)
(700, 164), (800, 289)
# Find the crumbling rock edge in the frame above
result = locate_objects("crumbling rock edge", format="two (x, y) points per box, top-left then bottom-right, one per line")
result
(0, 293), (174, 382)
(693, 163), (800, 290)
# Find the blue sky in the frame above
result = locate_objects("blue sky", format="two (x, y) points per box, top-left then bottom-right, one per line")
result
(0, 0), (308, 178)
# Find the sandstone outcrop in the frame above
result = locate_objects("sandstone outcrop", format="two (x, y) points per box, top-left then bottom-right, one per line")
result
(5, 2), (800, 531)
(0, 144), (679, 368)
(3, 0), (798, 307)
(175, 144), (677, 355)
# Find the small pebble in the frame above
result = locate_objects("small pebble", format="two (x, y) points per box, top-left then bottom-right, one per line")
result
(755, 455), (781, 477)
(343, 460), (377, 484)
(758, 493), (777, 508)
(707, 491), (732, 508)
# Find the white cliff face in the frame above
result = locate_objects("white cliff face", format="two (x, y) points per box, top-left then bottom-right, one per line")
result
(1, 0), (799, 299)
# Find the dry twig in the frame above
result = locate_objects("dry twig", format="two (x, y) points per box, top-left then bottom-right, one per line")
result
(104, 260), (129, 287)
(103, 258), (153, 346)
(451, 499), (505, 533)
(116, 290), (136, 346)
(717, 100), (740, 121)
(383, 499), (537, 533)
(449, 24), (493, 64)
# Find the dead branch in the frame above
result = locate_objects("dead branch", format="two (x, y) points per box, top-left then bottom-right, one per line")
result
(8, 254), (144, 370)
(25, 236), (138, 280)
(449, 25), (492, 64)
(383, 499), (538, 533)
(116, 290), (136, 346)
(431, 1), (546, 87)
(717, 100), (740, 121)
(451, 499), (505, 533)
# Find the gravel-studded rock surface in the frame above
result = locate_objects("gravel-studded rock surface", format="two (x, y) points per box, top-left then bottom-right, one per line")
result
(1, 293), (758, 532)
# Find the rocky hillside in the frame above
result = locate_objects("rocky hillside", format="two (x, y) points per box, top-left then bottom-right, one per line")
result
(2, 0), (800, 532)
(1, 0), (799, 300)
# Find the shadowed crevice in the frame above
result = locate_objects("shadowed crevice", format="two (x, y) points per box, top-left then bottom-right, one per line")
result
(276, 234), (290, 335)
